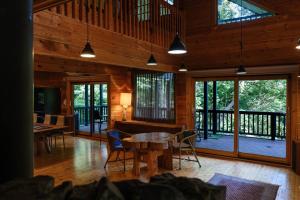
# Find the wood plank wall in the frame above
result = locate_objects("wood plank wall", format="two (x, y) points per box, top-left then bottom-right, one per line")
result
(45, 0), (185, 49)
(34, 56), (133, 126)
(183, 0), (300, 70)
(34, 10), (179, 72)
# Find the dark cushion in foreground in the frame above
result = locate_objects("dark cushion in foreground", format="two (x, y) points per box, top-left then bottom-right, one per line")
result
(0, 173), (226, 200)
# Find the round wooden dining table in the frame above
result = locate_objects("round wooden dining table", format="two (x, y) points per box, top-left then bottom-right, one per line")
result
(122, 132), (175, 177)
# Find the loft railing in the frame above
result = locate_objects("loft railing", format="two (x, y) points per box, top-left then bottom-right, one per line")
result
(46, 0), (185, 48)
(195, 109), (286, 140)
(74, 105), (108, 126)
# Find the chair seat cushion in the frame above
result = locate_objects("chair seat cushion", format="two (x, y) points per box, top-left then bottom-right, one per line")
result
(172, 142), (190, 149)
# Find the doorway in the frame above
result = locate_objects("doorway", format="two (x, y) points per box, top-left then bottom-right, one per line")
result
(73, 83), (108, 136)
(193, 77), (289, 162)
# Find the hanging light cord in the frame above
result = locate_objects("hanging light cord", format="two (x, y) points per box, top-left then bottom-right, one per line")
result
(86, 0), (90, 42)
(240, 0), (243, 66)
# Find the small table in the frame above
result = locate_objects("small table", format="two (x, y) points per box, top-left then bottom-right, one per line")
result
(122, 132), (175, 177)
(34, 123), (67, 155)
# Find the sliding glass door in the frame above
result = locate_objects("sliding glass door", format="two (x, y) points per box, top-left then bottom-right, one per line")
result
(238, 79), (287, 158)
(194, 77), (289, 162)
(194, 80), (235, 154)
(73, 83), (108, 136)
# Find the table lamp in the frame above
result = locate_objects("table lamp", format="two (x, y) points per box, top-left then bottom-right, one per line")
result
(120, 93), (131, 121)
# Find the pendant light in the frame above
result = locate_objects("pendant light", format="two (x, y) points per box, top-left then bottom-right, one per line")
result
(168, 1), (187, 55)
(296, 39), (300, 50)
(178, 63), (188, 72)
(80, 0), (96, 58)
(236, 0), (246, 75)
(147, 54), (157, 66)
(147, 8), (157, 66)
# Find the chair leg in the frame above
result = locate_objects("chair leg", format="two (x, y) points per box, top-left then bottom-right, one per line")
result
(104, 151), (112, 169)
(191, 147), (201, 168)
(179, 148), (182, 170)
(62, 134), (65, 150)
(55, 136), (57, 147)
(116, 151), (120, 160)
(123, 150), (126, 172)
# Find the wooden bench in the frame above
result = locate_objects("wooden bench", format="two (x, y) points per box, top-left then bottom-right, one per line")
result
(114, 120), (183, 134)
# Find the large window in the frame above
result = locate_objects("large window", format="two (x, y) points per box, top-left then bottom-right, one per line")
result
(218, 0), (273, 24)
(133, 72), (175, 122)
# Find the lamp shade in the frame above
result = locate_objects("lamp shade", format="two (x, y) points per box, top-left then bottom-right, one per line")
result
(296, 39), (300, 50)
(147, 54), (157, 66)
(178, 63), (188, 72)
(236, 65), (247, 75)
(120, 93), (132, 107)
(80, 42), (96, 58)
(168, 33), (187, 55)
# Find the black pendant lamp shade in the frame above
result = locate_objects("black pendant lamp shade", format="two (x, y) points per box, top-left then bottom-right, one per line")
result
(178, 63), (188, 72)
(296, 39), (300, 50)
(147, 54), (157, 66)
(237, 65), (247, 75)
(80, 41), (96, 58)
(168, 33), (187, 55)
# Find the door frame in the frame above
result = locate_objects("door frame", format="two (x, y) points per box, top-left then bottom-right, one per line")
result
(66, 75), (111, 137)
(191, 75), (291, 165)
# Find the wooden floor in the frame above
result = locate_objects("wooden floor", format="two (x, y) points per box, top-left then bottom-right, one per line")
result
(34, 136), (300, 200)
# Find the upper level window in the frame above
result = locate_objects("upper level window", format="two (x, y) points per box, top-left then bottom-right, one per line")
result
(165, 0), (174, 5)
(218, 0), (273, 24)
(137, 0), (150, 21)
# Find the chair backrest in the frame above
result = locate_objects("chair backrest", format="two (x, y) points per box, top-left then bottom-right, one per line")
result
(56, 115), (65, 126)
(33, 113), (37, 123)
(180, 130), (197, 145)
(106, 130), (123, 151)
(44, 114), (51, 125)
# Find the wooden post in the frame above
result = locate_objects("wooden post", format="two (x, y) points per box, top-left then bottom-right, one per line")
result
(85, 84), (89, 126)
(213, 81), (217, 135)
(203, 81), (208, 140)
(271, 114), (277, 140)
(0, 0), (33, 183)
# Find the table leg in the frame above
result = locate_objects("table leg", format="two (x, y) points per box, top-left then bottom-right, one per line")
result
(133, 150), (140, 176)
(158, 148), (173, 170)
(147, 151), (158, 177)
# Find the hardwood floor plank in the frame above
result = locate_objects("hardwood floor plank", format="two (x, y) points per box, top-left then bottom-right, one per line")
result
(34, 136), (300, 199)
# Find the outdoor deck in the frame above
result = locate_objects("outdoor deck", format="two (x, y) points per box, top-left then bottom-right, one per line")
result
(78, 123), (108, 134)
(195, 135), (286, 158)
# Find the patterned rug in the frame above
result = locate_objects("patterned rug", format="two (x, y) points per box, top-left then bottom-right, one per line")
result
(208, 173), (279, 200)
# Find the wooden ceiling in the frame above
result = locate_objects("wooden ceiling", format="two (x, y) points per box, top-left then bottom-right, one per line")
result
(183, 0), (300, 71)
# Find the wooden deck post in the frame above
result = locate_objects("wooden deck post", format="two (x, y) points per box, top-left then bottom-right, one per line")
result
(85, 84), (89, 126)
(213, 81), (217, 135)
(0, 0), (33, 183)
(203, 81), (208, 140)
(271, 114), (276, 140)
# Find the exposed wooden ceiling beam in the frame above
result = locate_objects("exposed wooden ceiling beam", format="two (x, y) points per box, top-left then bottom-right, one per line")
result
(34, 0), (72, 13)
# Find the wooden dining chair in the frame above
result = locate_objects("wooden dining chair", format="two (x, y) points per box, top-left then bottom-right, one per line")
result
(172, 130), (201, 170)
(104, 129), (133, 172)
(48, 115), (65, 150)
(43, 114), (51, 125)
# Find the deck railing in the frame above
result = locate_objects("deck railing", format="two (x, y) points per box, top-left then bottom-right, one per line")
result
(195, 109), (286, 140)
(46, 0), (185, 48)
(74, 105), (108, 126)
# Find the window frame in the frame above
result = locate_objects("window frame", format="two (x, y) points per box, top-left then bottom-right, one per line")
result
(132, 71), (176, 123)
(216, 0), (274, 25)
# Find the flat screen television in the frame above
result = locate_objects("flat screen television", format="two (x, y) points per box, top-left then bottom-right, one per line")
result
(34, 87), (61, 115)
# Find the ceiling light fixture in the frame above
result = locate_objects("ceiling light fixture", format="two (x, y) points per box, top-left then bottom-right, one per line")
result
(147, 54), (157, 66)
(80, 1), (96, 58)
(296, 39), (300, 50)
(236, 0), (246, 75)
(178, 63), (188, 72)
(168, 2), (187, 55)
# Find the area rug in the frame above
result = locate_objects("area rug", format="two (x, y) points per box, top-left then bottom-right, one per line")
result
(208, 173), (279, 200)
